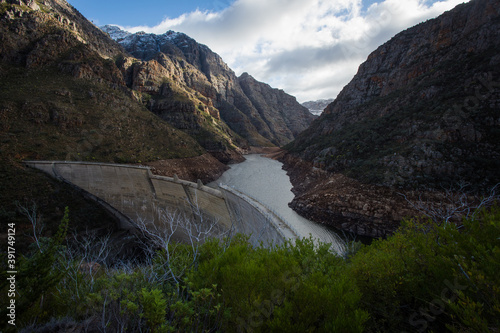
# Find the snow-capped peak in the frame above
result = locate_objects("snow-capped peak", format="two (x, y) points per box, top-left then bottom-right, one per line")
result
(100, 25), (132, 41)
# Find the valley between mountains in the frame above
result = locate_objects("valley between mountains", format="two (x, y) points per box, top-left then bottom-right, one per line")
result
(1, 0), (499, 239)
(1, 0), (500, 332)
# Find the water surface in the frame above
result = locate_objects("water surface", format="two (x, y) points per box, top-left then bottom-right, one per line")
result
(208, 154), (345, 253)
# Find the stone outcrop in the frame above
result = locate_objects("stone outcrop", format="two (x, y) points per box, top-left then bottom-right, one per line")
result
(283, 0), (500, 236)
(281, 154), (408, 237)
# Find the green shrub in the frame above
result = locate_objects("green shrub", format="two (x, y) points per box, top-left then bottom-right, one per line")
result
(349, 206), (500, 332)
(0, 207), (69, 329)
(190, 237), (369, 332)
(141, 288), (168, 333)
(5, 204), (499, 332)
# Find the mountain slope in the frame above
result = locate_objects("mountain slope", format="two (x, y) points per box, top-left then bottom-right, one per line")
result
(102, 26), (316, 149)
(0, 0), (207, 163)
(0, 0), (226, 252)
(283, 0), (500, 236)
(238, 72), (316, 143)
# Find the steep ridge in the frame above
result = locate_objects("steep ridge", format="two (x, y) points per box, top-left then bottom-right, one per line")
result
(0, 0), (205, 163)
(102, 26), (316, 149)
(283, 0), (500, 237)
(0, 0), (123, 65)
(238, 72), (315, 144)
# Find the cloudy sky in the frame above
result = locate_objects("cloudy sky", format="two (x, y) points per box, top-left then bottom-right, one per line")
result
(68, 0), (469, 102)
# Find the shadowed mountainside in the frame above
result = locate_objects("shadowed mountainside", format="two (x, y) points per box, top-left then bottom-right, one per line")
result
(283, 0), (500, 236)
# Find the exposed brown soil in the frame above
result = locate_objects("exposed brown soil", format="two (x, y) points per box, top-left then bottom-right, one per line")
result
(142, 153), (229, 184)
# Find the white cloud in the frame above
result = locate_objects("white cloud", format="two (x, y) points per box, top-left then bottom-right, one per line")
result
(122, 0), (468, 102)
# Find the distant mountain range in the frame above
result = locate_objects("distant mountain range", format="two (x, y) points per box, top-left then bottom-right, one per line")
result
(301, 99), (334, 116)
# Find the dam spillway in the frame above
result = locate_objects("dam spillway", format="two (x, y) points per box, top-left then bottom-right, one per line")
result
(24, 161), (297, 247)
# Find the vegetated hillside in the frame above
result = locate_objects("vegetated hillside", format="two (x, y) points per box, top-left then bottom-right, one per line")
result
(283, 0), (500, 236)
(0, 0), (212, 252)
(102, 25), (316, 151)
(0, 0), (208, 163)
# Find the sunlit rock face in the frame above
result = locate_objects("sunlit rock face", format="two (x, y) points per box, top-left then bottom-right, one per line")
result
(102, 25), (316, 148)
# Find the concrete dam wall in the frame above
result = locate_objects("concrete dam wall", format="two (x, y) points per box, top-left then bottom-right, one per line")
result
(25, 161), (297, 246)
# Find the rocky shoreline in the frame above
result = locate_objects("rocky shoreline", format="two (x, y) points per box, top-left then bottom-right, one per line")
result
(280, 152), (495, 238)
(280, 153), (430, 238)
(151, 149), (485, 239)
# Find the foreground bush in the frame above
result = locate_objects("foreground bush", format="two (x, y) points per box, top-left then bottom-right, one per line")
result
(1, 206), (498, 332)
(350, 206), (500, 332)
(190, 236), (368, 332)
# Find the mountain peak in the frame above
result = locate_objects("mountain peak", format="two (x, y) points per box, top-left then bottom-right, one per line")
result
(101, 24), (132, 40)
(301, 99), (334, 116)
(98, 24), (315, 148)
(101, 25), (191, 46)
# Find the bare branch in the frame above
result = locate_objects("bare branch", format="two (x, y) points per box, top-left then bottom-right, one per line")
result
(399, 182), (499, 226)
(133, 196), (231, 290)
(17, 200), (44, 252)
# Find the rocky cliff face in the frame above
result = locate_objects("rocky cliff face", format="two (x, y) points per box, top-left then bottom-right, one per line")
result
(118, 47), (246, 164)
(283, 0), (500, 236)
(238, 73), (315, 144)
(102, 26), (316, 149)
(1, 0), (124, 66)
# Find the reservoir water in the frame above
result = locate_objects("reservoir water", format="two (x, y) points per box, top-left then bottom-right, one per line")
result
(208, 154), (346, 253)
